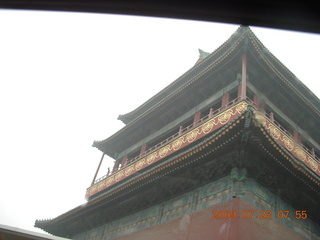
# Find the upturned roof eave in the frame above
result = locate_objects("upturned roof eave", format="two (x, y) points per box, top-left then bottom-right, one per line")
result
(117, 25), (249, 124)
(94, 25), (320, 156)
(93, 25), (250, 152)
(247, 27), (320, 114)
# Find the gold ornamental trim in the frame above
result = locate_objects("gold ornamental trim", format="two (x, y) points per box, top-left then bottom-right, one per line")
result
(86, 101), (249, 197)
(255, 111), (320, 177)
(135, 159), (144, 170)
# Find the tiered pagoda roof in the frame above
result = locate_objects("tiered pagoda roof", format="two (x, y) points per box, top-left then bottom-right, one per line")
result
(35, 26), (320, 238)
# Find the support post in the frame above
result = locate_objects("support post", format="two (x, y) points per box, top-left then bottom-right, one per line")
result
(193, 111), (202, 126)
(221, 92), (230, 109)
(209, 108), (214, 118)
(121, 155), (128, 168)
(240, 54), (247, 100)
(311, 148), (315, 157)
(179, 126), (183, 135)
(269, 112), (274, 122)
(293, 130), (301, 144)
(91, 152), (105, 186)
(253, 95), (260, 109)
(112, 159), (120, 173)
(140, 144), (147, 157)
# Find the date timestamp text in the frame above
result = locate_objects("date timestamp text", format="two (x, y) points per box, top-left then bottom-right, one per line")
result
(212, 210), (308, 220)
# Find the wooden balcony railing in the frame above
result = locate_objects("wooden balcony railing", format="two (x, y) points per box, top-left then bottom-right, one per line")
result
(258, 110), (320, 165)
(94, 97), (242, 184)
(87, 98), (320, 198)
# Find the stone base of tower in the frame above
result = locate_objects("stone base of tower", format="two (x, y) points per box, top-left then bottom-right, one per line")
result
(74, 176), (320, 240)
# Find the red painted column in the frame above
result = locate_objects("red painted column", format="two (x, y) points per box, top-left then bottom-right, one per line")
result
(239, 54), (247, 100)
(253, 95), (260, 109)
(209, 108), (214, 118)
(269, 112), (274, 122)
(112, 159), (120, 173)
(221, 92), (230, 109)
(238, 84), (242, 99)
(140, 143), (147, 157)
(293, 130), (301, 145)
(121, 155), (128, 168)
(311, 148), (316, 157)
(193, 111), (202, 126)
(179, 126), (183, 136)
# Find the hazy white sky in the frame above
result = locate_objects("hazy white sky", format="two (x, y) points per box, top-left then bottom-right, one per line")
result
(0, 9), (319, 234)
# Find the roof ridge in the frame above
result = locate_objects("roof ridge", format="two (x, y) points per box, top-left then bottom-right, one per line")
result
(248, 29), (320, 115)
(251, 28), (320, 105)
(117, 25), (244, 124)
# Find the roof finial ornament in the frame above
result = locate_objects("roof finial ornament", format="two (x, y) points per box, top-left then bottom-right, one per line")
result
(198, 49), (210, 59)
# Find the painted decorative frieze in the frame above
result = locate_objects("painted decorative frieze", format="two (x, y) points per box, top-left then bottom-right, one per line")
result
(86, 101), (248, 197)
(254, 111), (320, 177)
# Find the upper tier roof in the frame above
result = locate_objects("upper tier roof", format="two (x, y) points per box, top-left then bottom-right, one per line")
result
(117, 26), (247, 124)
(93, 25), (320, 158)
(118, 26), (320, 124)
(116, 47), (209, 125)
